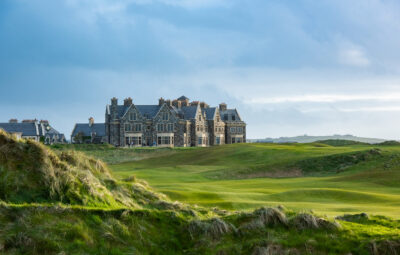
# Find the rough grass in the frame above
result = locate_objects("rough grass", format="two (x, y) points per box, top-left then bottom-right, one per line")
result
(0, 130), (165, 208)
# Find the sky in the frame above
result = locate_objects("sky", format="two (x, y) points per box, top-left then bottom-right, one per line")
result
(1, 0), (400, 139)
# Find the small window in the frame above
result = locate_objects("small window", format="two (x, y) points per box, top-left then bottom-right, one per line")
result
(230, 127), (236, 133)
(216, 137), (221, 145)
(125, 124), (131, 132)
(232, 115), (236, 121)
(237, 127), (243, 133)
(167, 123), (174, 132)
(198, 115), (201, 121)
(162, 112), (169, 121)
(224, 115), (228, 121)
(130, 113), (137, 121)
(158, 124), (164, 132)
(198, 137), (203, 145)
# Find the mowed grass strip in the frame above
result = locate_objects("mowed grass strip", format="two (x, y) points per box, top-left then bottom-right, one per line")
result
(107, 143), (400, 218)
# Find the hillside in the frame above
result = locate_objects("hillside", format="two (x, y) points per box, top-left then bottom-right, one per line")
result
(248, 134), (387, 144)
(1, 132), (400, 254)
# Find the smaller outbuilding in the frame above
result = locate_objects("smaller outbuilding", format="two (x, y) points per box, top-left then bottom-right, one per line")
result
(71, 117), (106, 144)
(0, 119), (66, 144)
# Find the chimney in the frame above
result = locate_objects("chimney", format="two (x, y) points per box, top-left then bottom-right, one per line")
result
(124, 97), (133, 106)
(219, 103), (227, 111)
(111, 97), (118, 106)
(22, 119), (38, 123)
(165, 99), (172, 107)
(190, 101), (200, 106)
(200, 102), (209, 108)
(172, 100), (182, 108)
(40, 120), (49, 125)
(9, 119), (18, 123)
(159, 97), (165, 106)
(89, 117), (94, 127)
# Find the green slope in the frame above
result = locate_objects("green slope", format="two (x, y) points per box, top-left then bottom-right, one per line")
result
(110, 143), (400, 217)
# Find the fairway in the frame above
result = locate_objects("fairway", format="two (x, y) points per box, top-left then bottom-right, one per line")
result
(110, 142), (400, 218)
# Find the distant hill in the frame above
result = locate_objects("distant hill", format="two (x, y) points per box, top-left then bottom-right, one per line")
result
(248, 134), (388, 144)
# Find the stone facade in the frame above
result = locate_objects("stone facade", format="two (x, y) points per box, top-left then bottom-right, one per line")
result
(105, 96), (246, 147)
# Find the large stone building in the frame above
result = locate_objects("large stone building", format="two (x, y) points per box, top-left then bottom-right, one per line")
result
(0, 119), (66, 144)
(105, 96), (246, 147)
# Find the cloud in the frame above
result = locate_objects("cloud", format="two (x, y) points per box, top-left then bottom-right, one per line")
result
(246, 93), (400, 104)
(338, 48), (370, 67)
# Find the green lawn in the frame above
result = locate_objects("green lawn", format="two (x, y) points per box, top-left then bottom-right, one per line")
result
(110, 143), (400, 218)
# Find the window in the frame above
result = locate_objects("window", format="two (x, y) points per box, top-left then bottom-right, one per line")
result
(131, 136), (142, 145)
(167, 123), (174, 132)
(130, 113), (137, 121)
(232, 137), (235, 144)
(230, 127), (236, 133)
(196, 126), (199, 132)
(134, 124), (142, 132)
(157, 136), (173, 145)
(224, 115), (228, 121)
(157, 124), (164, 132)
(237, 127), (243, 133)
(162, 112), (169, 121)
(216, 137), (221, 145)
(198, 115), (201, 121)
(232, 115), (236, 121)
(125, 136), (142, 146)
(217, 117), (220, 122)
(125, 124), (131, 132)
(198, 137), (203, 145)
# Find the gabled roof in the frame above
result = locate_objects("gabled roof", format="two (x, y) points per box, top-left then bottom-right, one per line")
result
(136, 105), (161, 119)
(71, 123), (106, 137)
(0, 122), (38, 136)
(220, 109), (243, 122)
(107, 104), (161, 119)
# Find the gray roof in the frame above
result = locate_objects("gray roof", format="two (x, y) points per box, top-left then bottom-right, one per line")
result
(72, 123), (106, 137)
(180, 106), (198, 120)
(107, 105), (161, 119)
(0, 122), (38, 136)
(136, 105), (161, 119)
(177, 95), (189, 100)
(220, 109), (242, 122)
(204, 107), (217, 120)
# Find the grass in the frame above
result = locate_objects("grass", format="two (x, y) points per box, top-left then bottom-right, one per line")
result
(1, 135), (400, 254)
(106, 143), (400, 218)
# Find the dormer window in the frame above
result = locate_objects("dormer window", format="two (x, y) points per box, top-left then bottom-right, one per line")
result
(130, 113), (137, 121)
(232, 115), (236, 121)
(198, 115), (201, 121)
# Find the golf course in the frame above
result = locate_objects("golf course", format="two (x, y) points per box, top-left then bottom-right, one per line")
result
(60, 141), (400, 218)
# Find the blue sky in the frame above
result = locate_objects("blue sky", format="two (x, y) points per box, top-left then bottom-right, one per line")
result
(1, 0), (400, 139)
